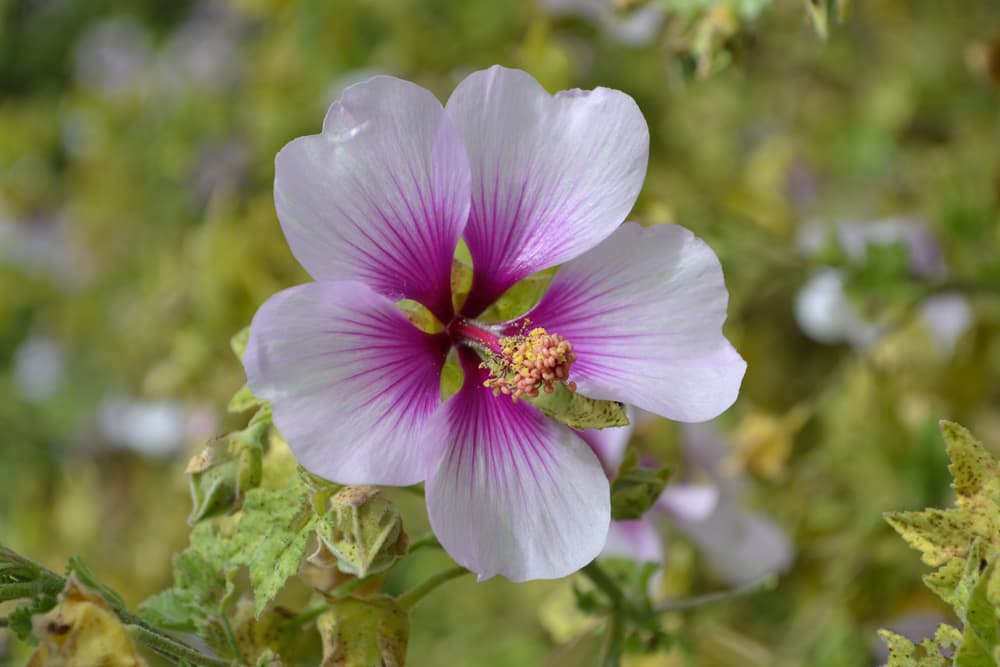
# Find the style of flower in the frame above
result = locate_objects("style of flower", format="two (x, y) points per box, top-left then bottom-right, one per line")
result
(795, 218), (972, 352)
(580, 419), (793, 587)
(244, 66), (746, 581)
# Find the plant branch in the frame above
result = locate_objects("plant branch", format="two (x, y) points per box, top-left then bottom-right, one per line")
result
(654, 574), (777, 613)
(398, 566), (469, 610)
(600, 613), (624, 667)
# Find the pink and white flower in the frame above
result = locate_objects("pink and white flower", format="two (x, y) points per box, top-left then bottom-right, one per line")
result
(244, 66), (746, 581)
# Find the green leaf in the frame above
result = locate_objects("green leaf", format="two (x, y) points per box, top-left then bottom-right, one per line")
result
(231, 472), (319, 616)
(526, 383), (629, 430)
(610, 450), (671, 521)
(140, 523), (237, 657)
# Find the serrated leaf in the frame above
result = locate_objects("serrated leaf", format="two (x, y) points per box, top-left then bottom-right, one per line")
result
(884, 422), (1000, 607)
(610, 449), (671, 521)
(231, 472), (319, 616)
(139, 523), (237, 656)
(526, 383), (629, 430)
(878, 624), (962, 667)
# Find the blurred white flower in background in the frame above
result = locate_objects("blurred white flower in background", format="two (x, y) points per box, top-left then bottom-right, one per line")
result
(12, 335), (67, 402)
(97, 396), (215, 458)
(795, 218), (972, 353)
(0, 207), (92, 289)
(74, 16), (154, 97)
(158, 0), (244, 92)
(540, 0), (665, 46)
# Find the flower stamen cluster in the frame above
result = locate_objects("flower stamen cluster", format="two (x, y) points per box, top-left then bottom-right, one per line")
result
(484, 327), (577, 402)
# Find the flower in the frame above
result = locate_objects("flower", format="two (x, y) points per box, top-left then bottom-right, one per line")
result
(795, 218), (972, 352)
(244, 66), (746, 581)
(580, 419), (792, 587)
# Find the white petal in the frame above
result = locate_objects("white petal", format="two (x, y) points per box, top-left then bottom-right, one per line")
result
(274, 76), (469, 320)
(523, 223), (746, 422)
(244, 281), (449, 486)
(426, 350), (610, 581)
(446, 66), (648, 315)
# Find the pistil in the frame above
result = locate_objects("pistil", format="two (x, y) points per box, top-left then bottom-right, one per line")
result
(449, 319), (579, 403)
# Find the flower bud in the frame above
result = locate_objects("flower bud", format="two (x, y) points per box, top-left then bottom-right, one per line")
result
(318, 596), (408, 667)
(319, 487), (407, 578)
(186, 427), (263, 524)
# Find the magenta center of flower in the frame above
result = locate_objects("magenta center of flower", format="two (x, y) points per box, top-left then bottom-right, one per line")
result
(449, 319), (578, 403)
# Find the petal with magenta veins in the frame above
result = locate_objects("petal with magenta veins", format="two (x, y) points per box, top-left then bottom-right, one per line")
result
(426, 349), (610, 581)
(446, 66), (648, 316)
(244, 281), (450, 486)
(523, 222), (746, 422)
(274, 76), (469, 322)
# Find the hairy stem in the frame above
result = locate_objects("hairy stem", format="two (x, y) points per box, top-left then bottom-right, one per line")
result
(127, 625), (229, 667)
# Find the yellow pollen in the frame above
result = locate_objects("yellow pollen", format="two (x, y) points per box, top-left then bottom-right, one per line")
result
(483, 327), (578, 402)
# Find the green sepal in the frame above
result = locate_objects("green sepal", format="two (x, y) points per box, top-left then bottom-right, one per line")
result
(610, 449), (670, 521)
(525, 383), (629, 430)
(231, 326), (250, 360)
(229, 384), (264, 414)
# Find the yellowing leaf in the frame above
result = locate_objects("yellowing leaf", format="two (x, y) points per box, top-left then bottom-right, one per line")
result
(884, 422), (1000, 604)
(878, 624), (962, 667)
(28, 574), (147, 667)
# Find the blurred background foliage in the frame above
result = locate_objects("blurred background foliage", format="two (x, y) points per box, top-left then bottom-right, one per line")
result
(1, 0), (999, 665)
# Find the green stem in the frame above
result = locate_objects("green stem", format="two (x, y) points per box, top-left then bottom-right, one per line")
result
(600, 613), (624, 667)
(285, 604), (329, 629)
(127, 625), (229, 667)
(397, 567), (469, 610)
(0, 617), (8, 628)
(581, 561), (631, 613)
(327, 573), (379, 599)
(406, 532), (441, 553)
(654, 574), (776, 613)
